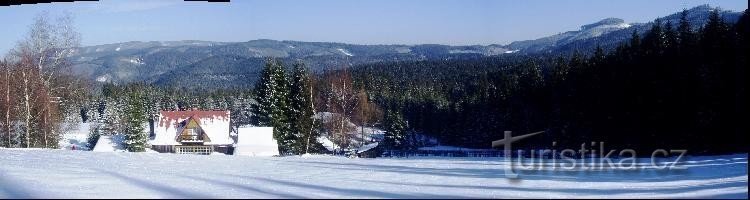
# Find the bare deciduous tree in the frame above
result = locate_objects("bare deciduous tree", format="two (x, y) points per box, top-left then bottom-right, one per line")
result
(1, 11), (84, 148)
(352, 89), (383, 147)
(0, 59), (17, 147)
(323, 65), (359, 151)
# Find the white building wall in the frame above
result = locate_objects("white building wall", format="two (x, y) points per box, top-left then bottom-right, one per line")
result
(234, 127), (279, 157)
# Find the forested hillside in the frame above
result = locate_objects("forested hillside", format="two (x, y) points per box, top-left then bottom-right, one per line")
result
(348, 9), (749, 154)
(74, 8), (749, 155)
(68, 5), (742, 90)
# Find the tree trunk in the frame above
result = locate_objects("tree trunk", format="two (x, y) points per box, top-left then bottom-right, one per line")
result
(43, 102), (49, 148)
(22, 71), (31, 148)
(305, 83), (315, 154)
(5, 65), (11, 147)
(361, 123), (364, 147)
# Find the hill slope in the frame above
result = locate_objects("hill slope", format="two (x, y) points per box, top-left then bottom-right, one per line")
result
(68, 5), (743, 89)
(0, 149), (746, 198)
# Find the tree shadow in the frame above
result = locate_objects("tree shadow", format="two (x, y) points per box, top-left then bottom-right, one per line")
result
(91, 168), (214, 199)
(216, 173), (469, 198)
(180, 174), (307, 198)
(0, 171), (34, 199)
(357, 178), (749, 196)
(274, 158), (744, 184)
(269, 158), (511, 179)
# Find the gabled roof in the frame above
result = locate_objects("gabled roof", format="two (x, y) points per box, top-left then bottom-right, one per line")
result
(151, 110), (232, 146)
(158, 110), (230, 128)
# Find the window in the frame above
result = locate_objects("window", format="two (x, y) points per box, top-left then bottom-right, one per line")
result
(187, 129), (196, 135)
(175, 146), (213, 155)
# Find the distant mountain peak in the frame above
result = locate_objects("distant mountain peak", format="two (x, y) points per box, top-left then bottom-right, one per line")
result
(691, 4), (712, 11)
(684, 4), (739, 13)
(581, 18), (627, 30)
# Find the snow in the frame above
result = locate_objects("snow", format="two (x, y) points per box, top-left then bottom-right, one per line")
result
(449, 49), (480, 54)
(313, 112), (336, 121)
(418, 145), (494, 152)
(591, 23), (631, 30)
(504, 50), (520, 54)
(58, 123), (91, 150)
(129, 59), (143, 65)
(395, 47), (412, 54)
(356, 142), (378, 153)
(150, 111), (232, 146)
(92, 134), (126, 152)
(300, 153), (341, 159)
(115, 47), (121, 51)
(121, 58), (144, 65)
(317, 136), (336, 152)
(234, 127), (279, 157)
(95, 75), (109, 82)
(337, 48), (353, 56)
(0, 149), (745, 198)
(313, 112), (385, 151)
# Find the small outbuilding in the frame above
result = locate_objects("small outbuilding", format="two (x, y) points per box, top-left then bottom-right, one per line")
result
(234, 127), (279, 157)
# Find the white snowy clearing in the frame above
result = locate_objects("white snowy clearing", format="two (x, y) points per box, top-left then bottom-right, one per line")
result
(58, 123), (91, 151)
(0, 149), (746, 198)
(337, 48), (353, 56)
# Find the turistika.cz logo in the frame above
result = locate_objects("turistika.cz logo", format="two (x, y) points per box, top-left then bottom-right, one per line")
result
(492, 131), (688, 178)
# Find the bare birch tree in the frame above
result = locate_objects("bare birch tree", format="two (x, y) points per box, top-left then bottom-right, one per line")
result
(3, 11), (83, 148)
(323, 65), (359, 151)
(353, 89), (383, 147)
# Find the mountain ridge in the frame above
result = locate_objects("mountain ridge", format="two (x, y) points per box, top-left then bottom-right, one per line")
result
(68, 5), (743, 89)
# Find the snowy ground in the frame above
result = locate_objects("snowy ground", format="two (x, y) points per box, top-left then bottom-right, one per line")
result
(0, 149), (746, 198)
(58, 123), (91, 151)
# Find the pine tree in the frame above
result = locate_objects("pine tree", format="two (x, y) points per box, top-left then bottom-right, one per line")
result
(590, 45), (606, 66)
(288, 61), (320, 154)
(664, 21), (679, 51)
(642, 18), (665, 55)
(736, 9), (750, 152)
(230, 94), (252, 128)
(629, 29), (641, 55)
(253, 58), (293, 154)
(382, 110), (406, 151)
(124, 91), (148, 152)
(551, 56), (571, 83)
(678, 9), (697, 54)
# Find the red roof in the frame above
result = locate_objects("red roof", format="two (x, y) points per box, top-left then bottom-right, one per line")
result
(158, 110), (230, 128)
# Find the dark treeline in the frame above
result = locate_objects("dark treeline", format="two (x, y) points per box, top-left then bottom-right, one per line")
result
(81, 82), (257, 150)
(350, 9), (749, 154)
(85, 59), (329, 155)
(92, 82), (256, 128)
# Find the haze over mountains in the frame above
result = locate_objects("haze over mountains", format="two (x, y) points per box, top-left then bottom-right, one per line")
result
(69, 5), (742, 89)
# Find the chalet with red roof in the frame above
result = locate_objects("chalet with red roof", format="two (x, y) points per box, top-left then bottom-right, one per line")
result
(149, 110), (233, 155)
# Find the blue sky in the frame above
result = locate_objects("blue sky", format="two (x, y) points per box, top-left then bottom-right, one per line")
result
(0, 0), (746, 53)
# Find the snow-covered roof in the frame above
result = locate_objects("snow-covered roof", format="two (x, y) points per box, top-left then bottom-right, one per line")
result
(234, 127), (278, 156)
(357, 142), (379, 154)
(93, 134), (126, 152)
(317, 136), (336, 152)
(150, 110), (232, 146)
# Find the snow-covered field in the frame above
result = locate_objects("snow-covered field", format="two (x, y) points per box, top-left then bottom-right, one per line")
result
(0, 149), (746, 198)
